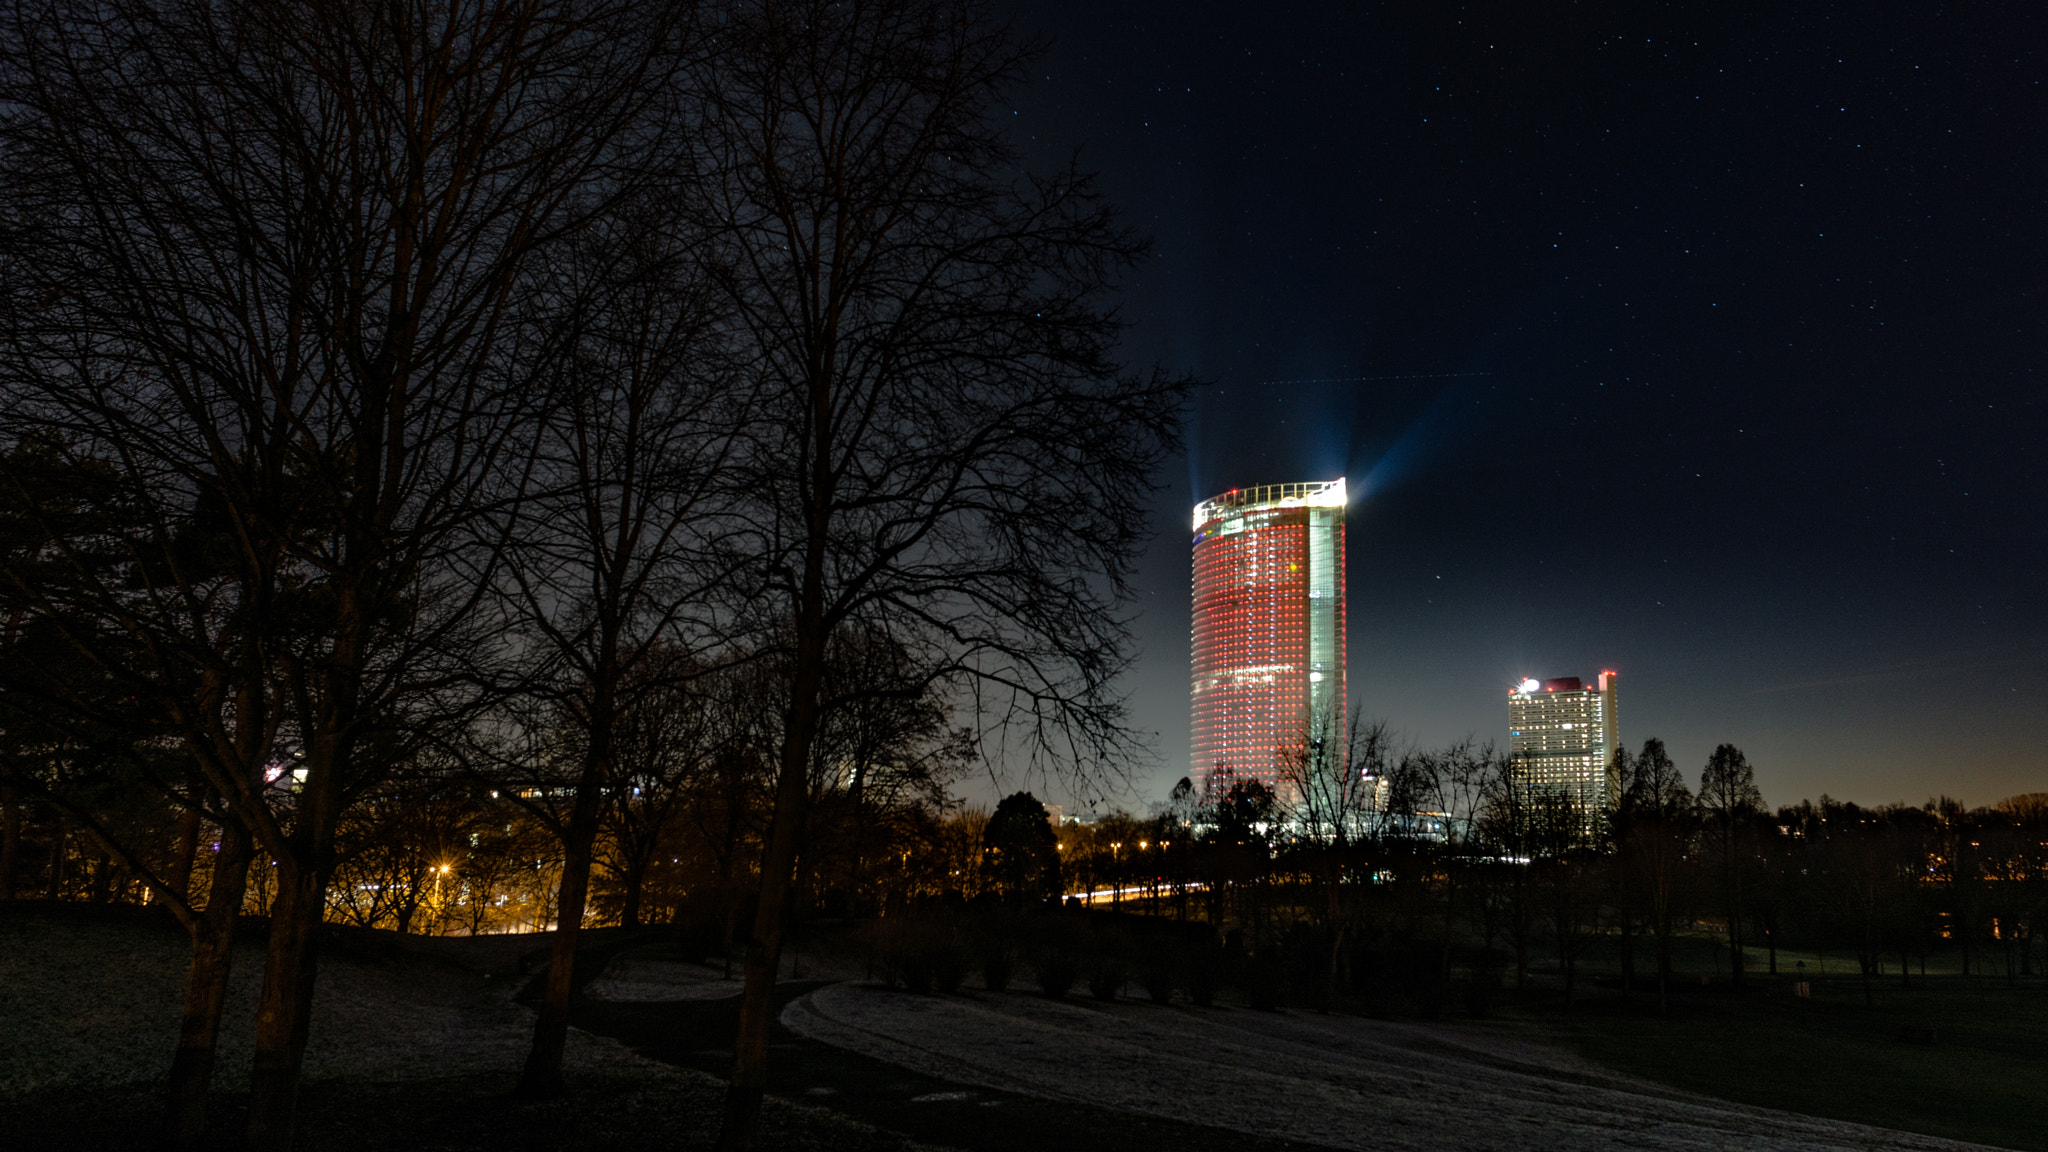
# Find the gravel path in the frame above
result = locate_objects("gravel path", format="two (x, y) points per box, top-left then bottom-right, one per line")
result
(582, 950), (865, 1003)
(782, 982), (2002, 1152)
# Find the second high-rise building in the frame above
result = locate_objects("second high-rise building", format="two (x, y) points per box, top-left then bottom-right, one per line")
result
(1507, 671), (1620, 817)
(1190, 479), (1346, 799)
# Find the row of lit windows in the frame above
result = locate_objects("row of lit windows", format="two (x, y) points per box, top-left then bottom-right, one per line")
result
(1191, 520), (1343, 783)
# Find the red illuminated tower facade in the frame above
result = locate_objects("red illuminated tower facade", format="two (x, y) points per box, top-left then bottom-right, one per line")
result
(1190, 479), (1346, 800)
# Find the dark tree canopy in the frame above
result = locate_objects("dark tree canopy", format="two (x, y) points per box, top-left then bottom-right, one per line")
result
(1210, 779), (1277, 848)
(981, 791), (1061, 905)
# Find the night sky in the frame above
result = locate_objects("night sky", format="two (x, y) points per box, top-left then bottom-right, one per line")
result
(989, 1), (2044, 813)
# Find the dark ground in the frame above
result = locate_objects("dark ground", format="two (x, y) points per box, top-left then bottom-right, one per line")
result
(0, 907), (1328, 1152)
(0, 1065), (920, 1152)
(566, 980), (1329, 1152)
(1505, 972), (2048, 1152)
(13, 906), (2043, 1151)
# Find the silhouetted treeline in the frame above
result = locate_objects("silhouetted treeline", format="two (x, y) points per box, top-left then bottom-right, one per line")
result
(1039, 728), (2048, 1016)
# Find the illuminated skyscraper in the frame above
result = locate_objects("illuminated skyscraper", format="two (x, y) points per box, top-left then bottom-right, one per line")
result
(1507, 672), (1620, 815)
(1189, 479), (1346, 799)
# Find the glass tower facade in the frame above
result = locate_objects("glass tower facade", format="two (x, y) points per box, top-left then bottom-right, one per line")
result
(1190, 479), (1347, 799)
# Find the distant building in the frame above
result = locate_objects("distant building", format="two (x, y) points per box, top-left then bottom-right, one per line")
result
(1043, 804), (1064, 827)
(1189, 479), (1347, 799)
(1508, 671), (1620, 816)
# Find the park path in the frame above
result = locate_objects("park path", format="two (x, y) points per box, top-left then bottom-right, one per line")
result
(782, 982), (2001, 1152)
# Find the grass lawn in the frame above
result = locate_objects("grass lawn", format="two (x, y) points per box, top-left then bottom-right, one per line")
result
(1504, 972), (2048, 1151)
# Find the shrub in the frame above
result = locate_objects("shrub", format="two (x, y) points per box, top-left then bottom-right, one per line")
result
(982, 950), (1014, 992)
(899, 951), (935, 994)
(1089, 956), (1127, 1001)
(1143, 967), (1174, 1004)
(1186, 934), (1222, 1007)
(1087, 926), (1132, 1002)
(1464, 963), (1500, 1017)
(868, 917), (953, 994)
(933, 939), (967, 994)
(1137, 934), (1177, 1004)
(1244, 947), (1285, 1011)
(1029, 917), (1085, 999)
(967, 912), (1017, 992)
(1036, 951), (1078, 998)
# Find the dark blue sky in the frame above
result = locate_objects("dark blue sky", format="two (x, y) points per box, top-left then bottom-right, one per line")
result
(993, 1), (2044, 813)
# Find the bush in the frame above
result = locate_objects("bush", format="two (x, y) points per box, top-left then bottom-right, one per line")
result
(1089, 956), (1127, 1001)
(899, 951), (935, 994)
(1087, 926), (1132, 1002)
(967, 912), (1017, 992)
(1029, 916), (1084, 999)
(868, 917), (959, 994)
(1244, 947), (1285, 1011)
(1036, 950), (1078, 998)
(1350, 944), (1449, 1018)
(1463, 963), (1501, 1017)
(933, 940), (967, 994)
(1142, 967), (1174, 1004)
(1137, 934), (1176, 1004)
(982, 950), (1013, 992)
(1187, 936), (1221, 1007)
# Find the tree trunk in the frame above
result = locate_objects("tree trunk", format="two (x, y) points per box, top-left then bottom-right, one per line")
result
(1619, 920), (1635, 997)
(47, 813), (65, 898)
(1728, 911), (1743, 987)
(520, 702), (613, 1098)
(244, 858), (328, 1151)
(88, 844), (113, 903)
(716, 653), (825, 1151)
(1327, 924), (1347, 1011)
(164, 822), (253, 1150)
(520, 814), (599, 1097)
(164, 808), (203, 904)
(0, 784), (19, 900)
(621, 856), (646, 931)
(1655, 922), (1672, 1014)
(1726, 862), (1745, 988)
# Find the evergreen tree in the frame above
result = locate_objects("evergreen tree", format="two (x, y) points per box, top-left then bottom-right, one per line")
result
(981, 792), (1063, 906)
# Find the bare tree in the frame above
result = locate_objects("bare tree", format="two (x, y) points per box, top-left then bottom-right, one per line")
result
(1276, 706), (1395, 997)
(1699, 743), (1765, 987)
(1617, 737), (1693, 1011)
(488, 188), (744, 1098)
(1529, 786), (1598, 1003)
(689, 2), (1189, 1142)
(594, 648), (721, 931)
(1278, 706), (1393, 844)
(0, 391), (267, 1150)
(0, 0), (677, 1144)
(802, 626), (974, 913)
(1477, 753), (1540, 989)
